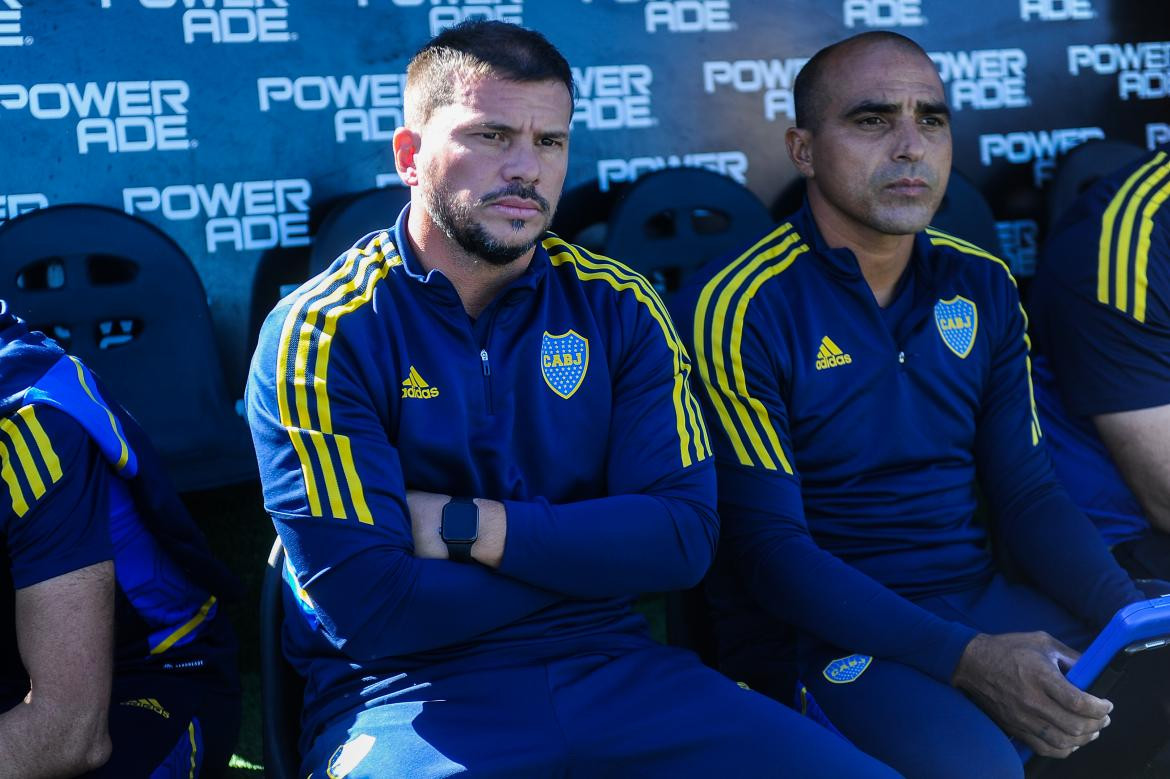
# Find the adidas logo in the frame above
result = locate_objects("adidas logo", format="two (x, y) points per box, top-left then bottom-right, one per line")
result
(401, 365), (440, 399)
(120, 697), (170, 719)
(815, 336), (852, 371)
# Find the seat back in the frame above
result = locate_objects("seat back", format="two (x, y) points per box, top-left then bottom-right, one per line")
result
(931, 168), (1006, 258)
(261, 537), (303, 779)
(0, 204), (254, 491)
(1046, 139), (1147, 228)
(604, 168), (774, 300)
(309, 186), (411, 277)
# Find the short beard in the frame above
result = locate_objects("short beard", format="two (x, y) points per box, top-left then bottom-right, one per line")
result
(424, 181), (552, 267)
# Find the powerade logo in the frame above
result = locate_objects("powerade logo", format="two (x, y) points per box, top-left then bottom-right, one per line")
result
(979, 127), (1104, 187)
(702, 57), (808, 121)
(995, 219), (1038, 277)
(0, 81), (192, 154)
(1068, 42), (1170, 100)
(1020, 0), (1095, 20)
(930, 49), (1030, 110)
(1149, 123), (1170, 148)
(843, 0), (924, 27)
(123, 179), (311, 253)
(597, 150), (747, 192)
(99, 0), (294, 44)
(258, 74), (405, 143)
(644, 0), (735, 32)
(0, 0), (28, 47)
(354, 0), (521, 37)
(571, 65), (656, 131)
(0, 193), (47, 225)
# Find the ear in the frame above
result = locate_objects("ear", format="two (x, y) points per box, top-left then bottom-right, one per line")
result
(786, 127), (815, 178)
(393, 127), (421, 186)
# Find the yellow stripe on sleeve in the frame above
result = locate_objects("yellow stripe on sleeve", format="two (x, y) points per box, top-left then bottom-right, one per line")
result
(17, 407), (62, 483)
(150, 595), (217, 655)
(68, 357), (130, 471)
(0, 416), (46, 500)
(1098, 153), (1168, 307)
(1132, 175), (1170, 323)
(0, 438), (28, 517)
(1113, 158), (1170, 314)
(696, 225), (802, 472)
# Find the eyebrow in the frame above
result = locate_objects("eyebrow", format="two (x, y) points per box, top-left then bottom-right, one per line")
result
(478, 121), (569, 140)
(842, 99), (951, 119)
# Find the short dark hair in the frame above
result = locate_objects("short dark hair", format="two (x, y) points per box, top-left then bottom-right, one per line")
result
(405, 21), (576, 125)
(794, 31), (932, 130)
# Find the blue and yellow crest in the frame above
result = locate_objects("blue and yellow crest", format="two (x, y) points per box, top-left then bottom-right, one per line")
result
(541, 330), (589, 399)
(823, 654), (872, 684)
(934, 295), (978, 359)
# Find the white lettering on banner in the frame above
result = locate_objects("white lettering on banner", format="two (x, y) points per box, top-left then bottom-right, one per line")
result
(702, 58), (807, 121)
(979, 127), (1105, 187)
(843, 0), (924, 28)
(597, 151), (748, 192)
(995, 220), (1038, 277)
(100, 0), (294, 44)
(0, 0), (26, 48)
(571, 65), (656, 130)
(0, 80), (191, 154)
(0, 193), (48, 224)
(1149, 123), (1170, 148)
(1067, 42), (1170, 100)
(352, 0), (521, 36)
(644, 0), (734, 33)
(1020, 0), (1095, 21)
(929, 49), (1029, 110)
(258, 74), (405, 143)
(122, 179), (311, 253)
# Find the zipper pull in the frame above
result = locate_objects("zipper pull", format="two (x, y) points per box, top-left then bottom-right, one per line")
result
(480, 349), (491, 376)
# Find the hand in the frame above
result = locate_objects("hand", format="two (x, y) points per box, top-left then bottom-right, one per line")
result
(406, 490), (449, 560)
(953, 632), (1112, 758)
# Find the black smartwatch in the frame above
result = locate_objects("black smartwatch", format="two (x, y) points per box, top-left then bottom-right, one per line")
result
(440, 497), (479, 563)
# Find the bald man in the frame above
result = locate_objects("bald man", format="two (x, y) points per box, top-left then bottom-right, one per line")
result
(674, 32), (1160, 778)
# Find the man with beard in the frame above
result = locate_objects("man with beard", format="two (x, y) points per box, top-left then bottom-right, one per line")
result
(246, 20), (898, 779)
(674, 32), (1159, 778)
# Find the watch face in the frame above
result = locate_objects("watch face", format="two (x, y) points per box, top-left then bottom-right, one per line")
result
(442, 500), (478, 543)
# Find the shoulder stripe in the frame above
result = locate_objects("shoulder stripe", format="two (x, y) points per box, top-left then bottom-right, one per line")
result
(694, 223), (804, 472)
(0, 406), (65, 517)
(928, 228), (1042, 446)
(275, 232), (396, 522)
(1095, 152), (1170, 322)
(68, 357), (131, 472)
(543, 237), (710, 467)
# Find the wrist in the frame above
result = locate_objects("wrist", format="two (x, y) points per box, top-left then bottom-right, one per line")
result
(471, 499), (507, 568)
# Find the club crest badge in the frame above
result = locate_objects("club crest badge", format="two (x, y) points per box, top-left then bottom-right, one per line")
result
(823, 654), (872, 684)
(541, 330), (589, 399)
(934, 295), (978, 359)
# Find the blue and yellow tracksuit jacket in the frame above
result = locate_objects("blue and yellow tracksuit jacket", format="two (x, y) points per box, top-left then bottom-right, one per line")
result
(673, 201), (1141, 686)
(246, 206), (717, 748)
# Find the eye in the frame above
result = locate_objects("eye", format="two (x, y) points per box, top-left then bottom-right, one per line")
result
(920, 115), (948, 128)
(540, 137), (564, 148)
(858, 115), (885, 127)
(480, 131), (501, 141)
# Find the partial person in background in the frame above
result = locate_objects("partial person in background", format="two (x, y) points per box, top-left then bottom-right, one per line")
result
(1030, 143), (1170, 582)
(247, 19), (898, 779)
(675, 31), (1164, 779)
(0, 301), (241, 777)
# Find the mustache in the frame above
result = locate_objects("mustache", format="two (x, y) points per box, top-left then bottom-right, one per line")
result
(478, 183), (550, 214)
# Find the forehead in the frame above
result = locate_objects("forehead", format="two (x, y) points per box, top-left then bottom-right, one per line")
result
(823, 42), (944, 110)
(436, 74), (573, 128)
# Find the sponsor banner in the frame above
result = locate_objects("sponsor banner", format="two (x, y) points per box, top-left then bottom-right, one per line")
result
(843, 0), (925, 28)
(979, 127), (1105, 187)
(702, 57), (806, 121)
(1067, 41), (1170, 101)
(99, 0), (296, 44)
(644, 0), (736, 33)
(995, 219), (1038, 277)
(597, 149), (748, 191)
(257, 74), (406, 143)
(930, 49), (1030, 110)
(122, 178), (312, 253)
(0, 0), (27, 48)
(571, 65), (656, 131)
(353, 0), (522, 37)
(0, 192), (47, 224)
(1149, 123), (1170, 149)
(1019, 0), (1096, 20)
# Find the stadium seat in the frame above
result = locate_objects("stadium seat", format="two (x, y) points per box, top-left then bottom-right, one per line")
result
(0, 204), (256, 492)
(1046, 139), (1147, 229)
(308, 186), (411, 277)
(261, 537), (303, 779)
(551, 177), (625, 254)
(930, 168), (1006, 259)
(604, 168), (774, 300)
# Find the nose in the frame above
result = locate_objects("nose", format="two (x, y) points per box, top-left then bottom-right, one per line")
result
(892, 118), (926, 163)
(502, 140), (541, 183)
